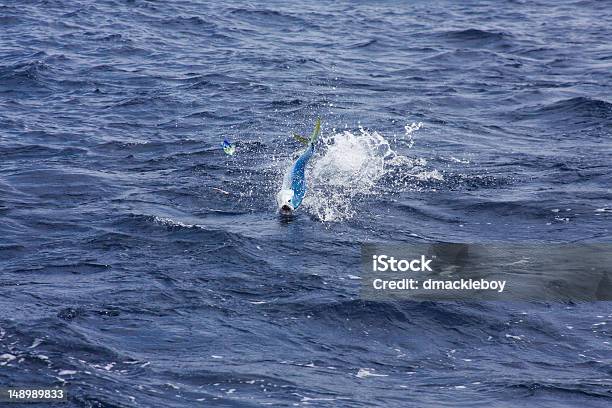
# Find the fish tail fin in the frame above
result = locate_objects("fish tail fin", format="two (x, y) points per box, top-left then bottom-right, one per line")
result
(309, 118), (321, 146)
(292, 118), (321, 146)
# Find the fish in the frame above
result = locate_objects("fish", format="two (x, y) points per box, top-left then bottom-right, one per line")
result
(221, 138), (236, 155)
(276, 118), (321, 214)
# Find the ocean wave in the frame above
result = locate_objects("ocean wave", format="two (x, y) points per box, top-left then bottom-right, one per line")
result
(228, 8), (314, 29)
(158, 15), (216, 28)
(441, 28), (510, 42)
(0, 144), (87, 160)
(0, 59), (52, 88)
(512, 97), (612, 125)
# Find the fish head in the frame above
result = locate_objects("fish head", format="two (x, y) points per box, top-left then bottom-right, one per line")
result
(276, 189), (295, 213)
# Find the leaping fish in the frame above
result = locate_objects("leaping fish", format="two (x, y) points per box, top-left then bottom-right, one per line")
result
(276, 118), (321, 214)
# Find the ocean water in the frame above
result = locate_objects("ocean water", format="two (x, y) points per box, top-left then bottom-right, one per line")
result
(1, 0), (611, 406)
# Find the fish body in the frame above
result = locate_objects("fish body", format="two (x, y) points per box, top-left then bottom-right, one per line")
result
(277, 119), (321, 213)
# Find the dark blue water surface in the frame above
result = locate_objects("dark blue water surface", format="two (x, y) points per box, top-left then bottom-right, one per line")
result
(1, 0), (611, 406)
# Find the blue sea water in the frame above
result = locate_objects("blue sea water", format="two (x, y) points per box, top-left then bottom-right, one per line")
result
(1, 0), (611, 406)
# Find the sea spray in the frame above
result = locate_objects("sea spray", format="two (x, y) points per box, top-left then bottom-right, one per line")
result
(300, 123), (440, 222)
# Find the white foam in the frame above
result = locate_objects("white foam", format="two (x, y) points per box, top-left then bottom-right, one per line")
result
(0, 354), (16, 361)
(300, 123), (436, 222)
(301, 396), (337, 402)
(356, 368), (388, 378)
(505, 334), (524, 341)
(29, 338), (43, 349)
(154, 216), (196, 228)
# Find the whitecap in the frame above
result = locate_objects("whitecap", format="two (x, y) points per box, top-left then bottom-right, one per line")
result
(356, 368), (388, 378)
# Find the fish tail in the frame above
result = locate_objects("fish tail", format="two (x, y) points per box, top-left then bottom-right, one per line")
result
(293, 118), (322, 147)
(309, 118), (321, 146)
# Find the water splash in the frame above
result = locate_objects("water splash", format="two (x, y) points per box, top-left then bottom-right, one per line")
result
(302, 123), (440, 222)
(403, 121), (423, 148)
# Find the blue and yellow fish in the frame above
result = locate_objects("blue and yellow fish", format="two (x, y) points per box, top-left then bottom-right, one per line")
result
(221, 138), (235, 155)
(276, 118), (321, 214)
